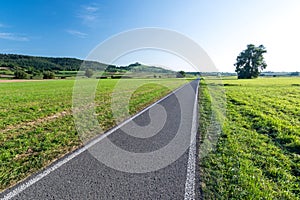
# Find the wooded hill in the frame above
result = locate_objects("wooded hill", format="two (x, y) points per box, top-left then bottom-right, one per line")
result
(0, 54), (106, 71)
(0, 54), (174, 79)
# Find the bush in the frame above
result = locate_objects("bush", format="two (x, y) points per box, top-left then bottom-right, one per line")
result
(85, 69), (94, 78)
(14, 69), (28, 79)
(43, 71), (55, 79)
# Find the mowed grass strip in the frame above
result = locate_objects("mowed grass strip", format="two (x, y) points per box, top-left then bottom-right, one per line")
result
(199, 77), (300, 199)
(0, 78), (187, 191)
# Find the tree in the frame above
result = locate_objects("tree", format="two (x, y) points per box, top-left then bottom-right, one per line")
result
(43, 71), (55, 79)
(105, 65), (117, 73)
(235, 44), (267, 79)
(14, 69), (28, 79)
(128, 62), (141, 67)
(290, 72), (299, 76)
(176, 70), (186, 78)
(85, 69), (94, 78)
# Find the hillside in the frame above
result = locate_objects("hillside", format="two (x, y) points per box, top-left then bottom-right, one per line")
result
(0, 54), (174, 79)
(0, 54), (107, 72)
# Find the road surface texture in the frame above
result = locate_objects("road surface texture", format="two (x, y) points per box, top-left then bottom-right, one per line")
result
(1, 79), (201, 200)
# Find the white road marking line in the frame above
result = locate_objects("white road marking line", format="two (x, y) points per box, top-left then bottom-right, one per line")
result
(1, 81), (190, 200)
(184, 80), (199, 200)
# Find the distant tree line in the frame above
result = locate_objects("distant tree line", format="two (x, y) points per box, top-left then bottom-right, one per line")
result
(104, 62), (173, 74)
(0, 54), (113, 71)
(12, 67), (55, 79)
(0, 54), (110, 79)
(176, 71), (186, 78)
(0, 54), (175, 79)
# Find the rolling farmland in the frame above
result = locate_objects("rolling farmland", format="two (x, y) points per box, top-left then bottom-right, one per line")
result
(200, 77), (300, 199)
(0, 78), (187, 191)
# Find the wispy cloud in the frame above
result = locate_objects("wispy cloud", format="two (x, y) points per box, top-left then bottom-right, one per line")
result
(0, 48), (20, 52)
(0, 22), (12, 28)
(66, 29), (87, 38)
(84, 5), (99, 13)
(78, 4), (100, 26)
(0, 32), (29, 41)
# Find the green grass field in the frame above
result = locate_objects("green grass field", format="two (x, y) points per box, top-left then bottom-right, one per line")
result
(0, 78), (187, 191)
(199, 77), (300, 199)
(2, 76), (299, 197)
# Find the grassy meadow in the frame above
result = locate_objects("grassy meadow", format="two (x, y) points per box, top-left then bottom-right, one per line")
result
(0, 78), (187, 191)
(199, 77), (300, 199)
(1, 75), (299, 198)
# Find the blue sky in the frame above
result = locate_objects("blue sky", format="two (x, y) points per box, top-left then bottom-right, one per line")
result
(0, 0), (299, 72)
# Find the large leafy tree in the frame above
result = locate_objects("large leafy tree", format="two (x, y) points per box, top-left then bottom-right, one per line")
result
(235, 44), (267, 79)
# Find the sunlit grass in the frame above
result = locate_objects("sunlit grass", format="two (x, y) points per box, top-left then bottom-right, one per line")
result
(0, 78), (187, 191)
(200, 77), (300, 199)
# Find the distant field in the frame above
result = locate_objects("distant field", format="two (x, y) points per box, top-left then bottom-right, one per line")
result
(0, 78), (187, 191)
(199, 77), (300, 199)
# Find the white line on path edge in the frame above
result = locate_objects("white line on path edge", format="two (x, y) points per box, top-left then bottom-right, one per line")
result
(184, 81), (199, 200)
(1, 81), (192, 200)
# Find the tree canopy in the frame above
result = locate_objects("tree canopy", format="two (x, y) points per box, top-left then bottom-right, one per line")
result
(43, 71), (55, 79)
(84, 69), (94, 78)
(14, 69), (28, 79)
(176, 70), (186, 78)
(235, 44), (267, 79)
(0, 54), (107, 72)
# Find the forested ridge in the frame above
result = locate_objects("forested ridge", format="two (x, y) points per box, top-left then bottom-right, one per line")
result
(0, 54), (107, 71)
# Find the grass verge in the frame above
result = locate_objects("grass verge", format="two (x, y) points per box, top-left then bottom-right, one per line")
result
(199, 77), (300, 199)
